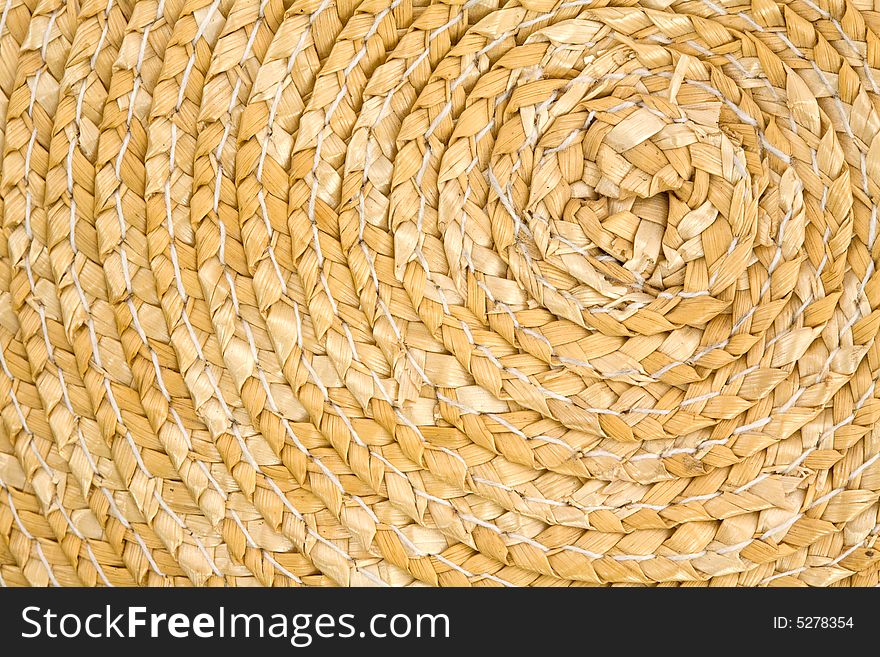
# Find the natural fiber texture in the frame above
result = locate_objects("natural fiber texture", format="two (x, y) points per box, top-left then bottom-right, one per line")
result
(0, 0), (878, 588)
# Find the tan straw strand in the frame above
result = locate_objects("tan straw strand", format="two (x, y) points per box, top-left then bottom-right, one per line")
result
(0, 0), (879, 587)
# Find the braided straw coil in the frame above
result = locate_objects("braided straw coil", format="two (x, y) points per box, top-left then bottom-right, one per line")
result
(0, 0), (879, 588)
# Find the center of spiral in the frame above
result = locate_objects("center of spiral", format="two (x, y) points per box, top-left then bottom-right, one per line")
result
(438, 44), (761, 332)
(529, 93), (726, 296)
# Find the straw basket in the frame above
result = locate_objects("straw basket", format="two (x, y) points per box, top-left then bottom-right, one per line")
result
(0, 0), (878, 588)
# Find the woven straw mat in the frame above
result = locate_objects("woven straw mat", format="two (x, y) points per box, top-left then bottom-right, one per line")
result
(0, 0), (879, 588)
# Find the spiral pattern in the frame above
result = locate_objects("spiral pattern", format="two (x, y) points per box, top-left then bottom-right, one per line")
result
(0, 0), (878, 587)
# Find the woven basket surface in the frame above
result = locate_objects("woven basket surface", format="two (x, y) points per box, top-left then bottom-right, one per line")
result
(0, 0), (879, 588)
